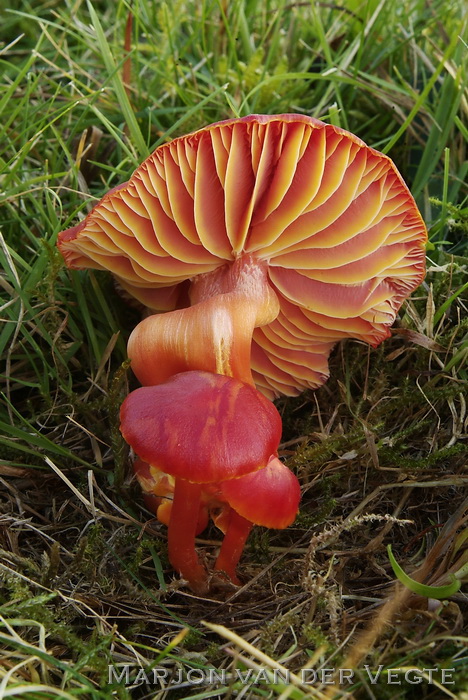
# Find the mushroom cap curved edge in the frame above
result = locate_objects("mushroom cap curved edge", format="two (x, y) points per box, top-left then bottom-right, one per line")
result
(58, 114), (427, 397)
(119, 370), (283, 483)
(220, 456), (301, 529)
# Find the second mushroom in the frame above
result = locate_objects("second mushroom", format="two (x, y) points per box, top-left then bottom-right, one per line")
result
(58, 114), (427, 591)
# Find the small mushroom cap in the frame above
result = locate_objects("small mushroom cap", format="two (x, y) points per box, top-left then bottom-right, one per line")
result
(59, 114), (427, 397)
(220, 456), (301, 529)
(120, 371), (282, 483)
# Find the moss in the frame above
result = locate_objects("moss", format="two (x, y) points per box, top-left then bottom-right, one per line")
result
(379, 442), (467, 470)
(107, 359), (132, 488)
(258, 611), (300, 657)
(301, 623), (335, 654)
(247, 527), (271, 563)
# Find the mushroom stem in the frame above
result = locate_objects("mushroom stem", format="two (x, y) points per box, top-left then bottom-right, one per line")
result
(127, 255), (280, 387)
(214, 509), (253, 585)
(168, 478), (208, 594)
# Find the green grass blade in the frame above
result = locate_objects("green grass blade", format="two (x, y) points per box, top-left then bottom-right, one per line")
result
(382, 28), (462, 157)
(387, 545), (461, 599)
(86, 0), (149, 160)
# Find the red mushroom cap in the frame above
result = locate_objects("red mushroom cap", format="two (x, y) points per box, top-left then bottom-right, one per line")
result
(120, 370), (282, 483)
(220, 456), (301, 529)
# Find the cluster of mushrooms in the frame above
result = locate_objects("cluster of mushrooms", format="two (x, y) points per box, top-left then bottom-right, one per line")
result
(58, 114), (427, 593)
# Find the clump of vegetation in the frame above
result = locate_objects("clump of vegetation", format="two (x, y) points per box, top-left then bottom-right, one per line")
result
(1, 1), (466, 697)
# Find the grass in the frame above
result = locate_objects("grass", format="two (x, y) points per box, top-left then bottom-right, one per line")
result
(0, 0), (467, 697)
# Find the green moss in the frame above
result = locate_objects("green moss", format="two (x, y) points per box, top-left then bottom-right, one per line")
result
(301, 624), (335, 654)
(258, 611), (300, 657)
(247, 528), (271, 562)
(108, 359), (132, 487)
(379, 442), (467, 470)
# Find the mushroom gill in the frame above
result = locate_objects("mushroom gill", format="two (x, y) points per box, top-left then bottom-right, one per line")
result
(58, 114), (427, 399)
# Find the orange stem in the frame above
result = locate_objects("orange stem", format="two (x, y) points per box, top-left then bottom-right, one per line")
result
(167, 478), (208, 594)
(127, 255), (280, 387)
(214, 509), (253, 585)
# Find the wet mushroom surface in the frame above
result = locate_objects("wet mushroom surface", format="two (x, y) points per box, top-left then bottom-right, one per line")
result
(58, 113), (427, 591)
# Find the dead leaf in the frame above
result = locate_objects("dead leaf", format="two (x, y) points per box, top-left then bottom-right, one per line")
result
(392, 328), (445, 352)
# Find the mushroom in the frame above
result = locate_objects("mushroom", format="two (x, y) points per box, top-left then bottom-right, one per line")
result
(58, 114), (427, 398)
(132, 452), (301, 588)
(215, 455), (301, 583)
(119, 370), (295, 592)
(58, 114), (427, 588)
